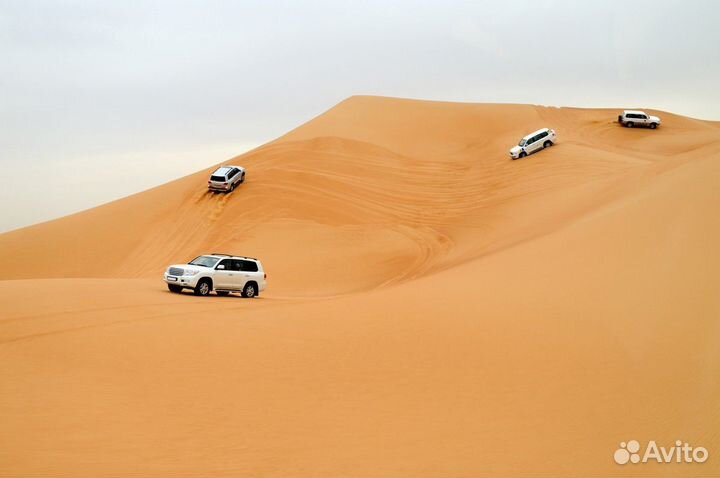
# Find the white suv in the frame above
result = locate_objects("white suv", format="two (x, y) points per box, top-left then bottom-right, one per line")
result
(164, 254), (266, 297)
(510, 128), (556, 159)
(208, 165), (246, 192)
(618, 110), (661, 129)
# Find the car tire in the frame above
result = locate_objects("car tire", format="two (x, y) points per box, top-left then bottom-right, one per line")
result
(242, 282), (257, 298)
(650, 123), (657, 129)
(626, 122), (634, 128)
(543, 141), (552, 148)
(194, 279), (212, 296)
(168, 284), (183, 293)
(216, 291), (230, 296)
(519, 151), (527, 158)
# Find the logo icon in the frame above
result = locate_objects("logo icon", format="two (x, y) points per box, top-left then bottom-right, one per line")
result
(614, 440), (641, 464)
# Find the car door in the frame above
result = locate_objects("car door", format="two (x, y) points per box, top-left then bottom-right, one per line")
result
(240, 260), (260, 287)
(214, 258), (234, 289)
(534, 131), (546, 149)
(639, 114), (649, 126)
(522, 136), (534, 154)
(228, 259), (246, 290)
(526, 135), (540, 153)
(229, 168), (240, 186)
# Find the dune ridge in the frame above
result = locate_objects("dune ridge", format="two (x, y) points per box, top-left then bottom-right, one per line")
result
(2, 96), (718, 296)
(1, 96), (719, 477)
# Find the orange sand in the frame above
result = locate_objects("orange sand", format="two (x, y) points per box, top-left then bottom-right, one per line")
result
(1, 96), (719, 477)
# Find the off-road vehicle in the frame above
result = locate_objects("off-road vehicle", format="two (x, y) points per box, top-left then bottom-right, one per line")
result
(618, 110), (661, 129)
(510, 128), (557, 159)
(164, 253), (266, 297)
(208, 165), (246, 192)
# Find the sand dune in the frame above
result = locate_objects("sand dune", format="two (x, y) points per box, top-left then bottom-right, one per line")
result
(1, 96), (719, 476)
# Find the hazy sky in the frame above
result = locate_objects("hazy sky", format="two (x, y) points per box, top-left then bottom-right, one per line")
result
(1, 0), (719, 232)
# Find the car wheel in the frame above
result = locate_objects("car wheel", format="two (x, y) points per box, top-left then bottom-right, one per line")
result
(543, 141), (552, 148)
(242, 282), (257, 298)
(626, 122), (634, 128)
(194, 279), (211, 296)
(216, 291), (230, 296)
(650, 123), (657, 129)
(519, 151), (527, 158)
(168, 284), (183, 293)
(240, 174), (245, 184)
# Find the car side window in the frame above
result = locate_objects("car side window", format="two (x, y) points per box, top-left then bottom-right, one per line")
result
(217, 258), (232, 270)
(241, 260), (259, 272)
(230, 259), (243, 271)
(640, 115), (647, 119)
(227, 168), (237, 179)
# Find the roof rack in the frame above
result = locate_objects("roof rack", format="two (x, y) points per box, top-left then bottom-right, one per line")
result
(211, 253), (258, 261)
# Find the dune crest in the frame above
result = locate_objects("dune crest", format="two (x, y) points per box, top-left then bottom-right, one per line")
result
(2, 96), (717, 297)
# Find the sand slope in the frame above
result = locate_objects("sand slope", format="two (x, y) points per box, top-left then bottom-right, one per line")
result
(1, 96), (719, 477)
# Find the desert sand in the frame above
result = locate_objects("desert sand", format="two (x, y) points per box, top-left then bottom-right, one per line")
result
(1, 96), (719, 477)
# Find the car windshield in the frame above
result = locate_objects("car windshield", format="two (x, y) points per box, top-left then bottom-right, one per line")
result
(188, 256), (220, 267)
(518, 139), (527, 146)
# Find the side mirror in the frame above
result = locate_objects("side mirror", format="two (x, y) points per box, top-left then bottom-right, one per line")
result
(217, 264), (225, 270)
